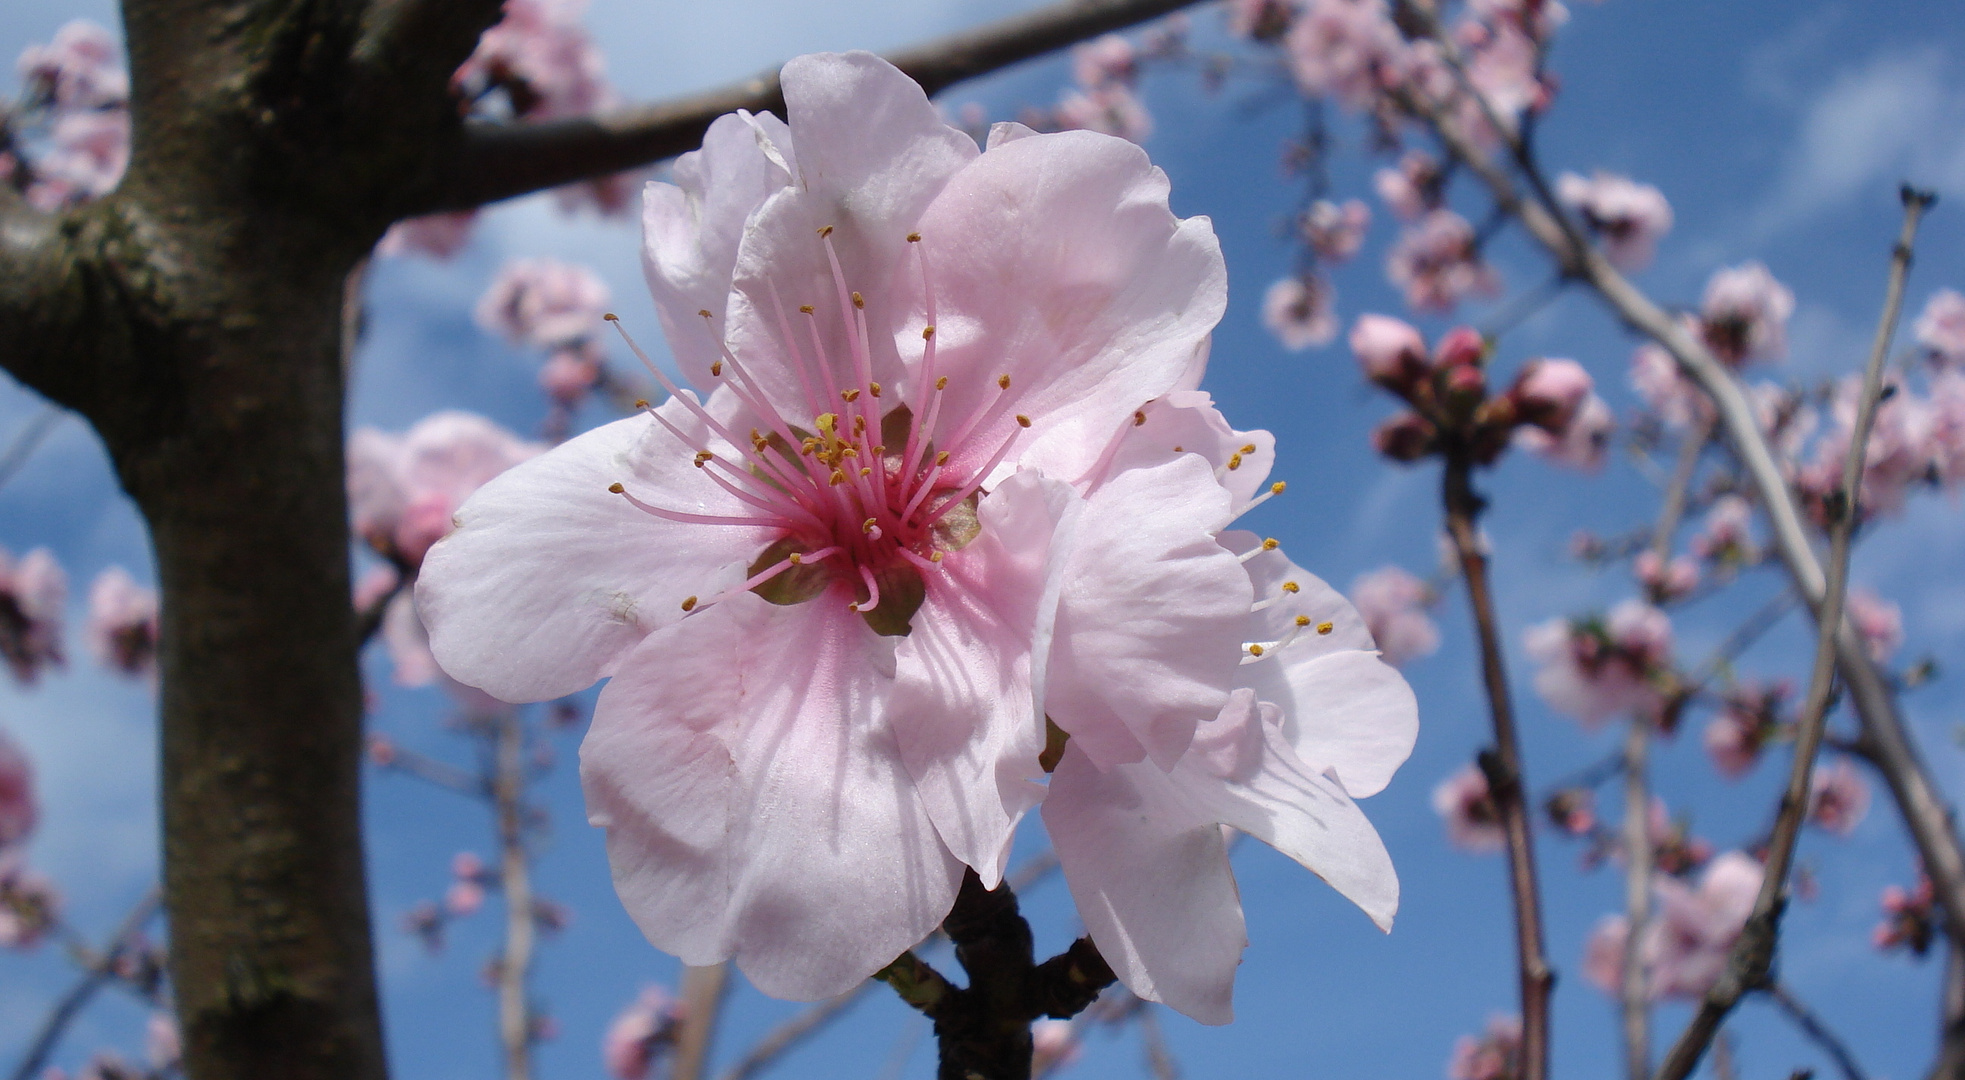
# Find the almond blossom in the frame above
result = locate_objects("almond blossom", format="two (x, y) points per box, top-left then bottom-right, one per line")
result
(1633, 550), (1699, 601)
(1284, 0), (1405, 112)
(0, 547), (67, 685)
(1689, 494), (1757, 566)
(1433, 763), (1504, 852)
(1301, 198), (1372, 263)
(1524, 600), (1672, 727)
(0, 728), (36, 853)
(1914, 289), (1965, 366)
(1846, 588), (1903, 663)
(1387, 210), (1502, 313)
(18, 20), (128, 109)
(1262, 274), (1340, 350)
(0, 862), (60, 948)
(1349, 566), (1439, 665)
(1807, 758), (1871, 836)
(1554, 171), (1672, 271)
(417, 53), (1415, 1018)
(1375, 150), (1444, 223)
(1052, 85), (1154, 143)
(1583, 850), (1762, 1000)
(1700, 261), (1794, 367)
(1512, 393), (1611, 472)
(1629, 340), (1709, 431)
(1703, 680), (1787, 778)
(476, 257), (612, 350)
(1874, 876), (1937, 954)
(85, 566), (159, 678)
(1447, 1015), (1524, 1080)
(347, 411), (544, 571)
(602, 985), (680, 1079)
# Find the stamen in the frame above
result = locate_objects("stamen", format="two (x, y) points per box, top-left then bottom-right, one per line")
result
(611, 483), (781, 528)
(700, 545), (841, 610)
(1237, 481), (1288, 517)
(922, 425), (1021, 530)
(1317, 621), (1335, 635)
(681, 596), (698, 611)
(849, 563), (883, 613)
(1282, 580), (1300, 592)
(897, 547), (943, 572)
(1134, 410), (1147, 426)
(1237, 538), (1282, 564)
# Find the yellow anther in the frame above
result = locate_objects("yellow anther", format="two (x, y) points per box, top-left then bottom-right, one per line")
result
(815, 413), (839, 437)
(1248, 644), (1266, 657)
(923, 325), (936, 340)
(789, 553), (804, 564)
(698, 308), (712, 318)
(710, 360), (723, 376)
(1317, 621), (1334, 635)
(1270, 481), (1287, 495)
(1295, 615), (1312, 627)
(996, 374), (1011, 390)
(864, 518), (879, 533)
(1226, 453), (1242, 471)
(1281, 580), (1299, 593)
(681, 596), (698, 611)
(1016, 415), (1032, 428)
(860, 467), (872, 477)
(799, 304), (815, 314)
(935, 376), (949, 390)
(817, 225), (834, 238)
(851, 292), (865, 309)
(871, 445), (886, 456)
(829, 469), (847, 486)
(1262, 538), (1280, 551)
(929, 551), (943, 563)
(607, 482), (625, 494)
(841, 388), (861, 403)
(907, 232), (922, 243)
(693, 451), (713, 468)
(603, 313), (619, 322)
(1241, 443), (1257, 454)
(935, 450), (950, 466)
(633, 399), (649, 409)
(1134, 410), (1147, 426)
(869, 382), (882, 397)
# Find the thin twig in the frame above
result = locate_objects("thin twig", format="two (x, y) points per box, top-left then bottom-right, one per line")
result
(672, 963), (734, 1080)
(377, 744), (489, 797)
(1442, 455), (1553, 1080)
(8, 889), (162, 1080)
(1652, 188), (1934, 1080)
(1768, 983), (1870, 1080)
(494, 709), (536, 1080)
(1684, 590), (1800, 693)
(0, 404), (63, 492)
(1137, 1005), (1181, 1080)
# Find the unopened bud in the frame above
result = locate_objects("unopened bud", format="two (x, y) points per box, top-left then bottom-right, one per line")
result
(1371, 412), (1438, 462)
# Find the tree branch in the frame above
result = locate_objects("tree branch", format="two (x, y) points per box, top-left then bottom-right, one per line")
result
(671, 963), (734, 1080)
(1768, 983), (1870, 1080)
(1442, 456), (1554, 1080)
(405, 0), (1200, 214)
(7, 889), (162, 1080)
(1652, 188), (1934, 1080)
(493, 709), (536, 1080)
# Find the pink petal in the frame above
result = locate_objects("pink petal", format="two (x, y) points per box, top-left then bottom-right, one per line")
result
(1084, 392), (1276, 513)
(642, 111), (796, 387)
(902, 129), (1227, 484)
(890, 471), (1079, 885)
(581, 592), (963, 999)
(417, 396), (777, 702)
(1045, 455), (1249, 770)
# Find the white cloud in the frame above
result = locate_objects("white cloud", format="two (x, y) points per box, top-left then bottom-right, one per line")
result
(1754, 48), (1965, 236)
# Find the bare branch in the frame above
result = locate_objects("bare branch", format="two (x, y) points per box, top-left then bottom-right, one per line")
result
(1652, 189), (1934, 1080)
(671, 963), (734, 1080)
(494, 710), (537, 1080)
(0, 404), (65, 492)
(7, 889), (162, 1080)
(1768, 983), (1870, 1080)
(1442, 457), (1554, 1080)
(407, 0), (1199, 214)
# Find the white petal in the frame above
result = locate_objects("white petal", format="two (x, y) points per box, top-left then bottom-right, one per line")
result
(1084, 392), (1275, 513)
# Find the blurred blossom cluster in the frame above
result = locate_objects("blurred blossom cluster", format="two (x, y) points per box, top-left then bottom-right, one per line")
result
(6, 20), (130, 211)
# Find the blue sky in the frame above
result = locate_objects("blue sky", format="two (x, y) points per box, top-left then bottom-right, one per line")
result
(6, 1), (1965, 1078)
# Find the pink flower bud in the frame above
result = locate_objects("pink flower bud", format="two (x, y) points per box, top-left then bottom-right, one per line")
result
(1509, 358), (1593, 431)
(1348, 314), (1429, 390)
(1433, 326), (1486, 369)
(1372, 412), (1438, 462)
(445, 880), (486, 917)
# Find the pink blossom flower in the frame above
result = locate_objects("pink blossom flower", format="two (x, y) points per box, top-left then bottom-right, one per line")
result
(347, 411), (544, 569)
(1914, 289), (1965, 367)
(1582, 914), (1636, 995)
(1446, 1015), (1523, 1080)
(0, 729), (36, 853)
(1348, 313), (1432, 390)
(1349, 566), (1439, 665)
(1629, 339), (1709, 431)
(1227, 0), (1297, 42)
(1284, 0), (1406, 111)
(1375, 150), (1443, 223)
(1544, 788), (1595, 837)
(1807, 758), (1871, 836)
(1633, 551), (1699, 602)
(1874, 876), (1937, 954)
(25, 108), (130, 211)
(84, 567), (158, 678)
(1454, 20), (1547, 143)
(1508, 357), (1593, 433)
(1846, 589), (1903, 663)
(477, 258), (612, 350)
(0, 862), (60, 948)
(602, 986), (681, 1080)
(1689, 494), (1757, 566)
(1301, 198), (1371, 263)
(1647, 851), (1762, 998)
(1554, 171), (1671, 271)
(445, 880), (486, 917)
(17, 21), (127, 109)
(1524, 600), (1672, 727)
(1387, 210), (1502, 313)
(1032, 1019), (1082, 1071)
(0, 547), (67, 685)
(1053, 85), (1154, 142)
(1513, 394), (1612, 472)
(1799, 375), (1934, 519)
(1263, 274), (1339, 350)
(1433, 763), (1504, 852)
(145, 1014), (181, 1072)
(457, 0), (614, 120)
(1468, 0), (1568, 40)
(378, 211), (479, 259)
(418, 54), (1414, 1019)
(1700, 262), (1794, 367)
(1703, 681), (1787, 778)
(1072, 34), (1138, 89)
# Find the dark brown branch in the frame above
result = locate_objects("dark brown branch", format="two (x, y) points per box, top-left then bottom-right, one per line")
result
(408, 0), (1199, 214)
(8, 890), (162, 1080)
(1442, 456), (1553, 1080)
(1653, 188), (1934, 1080)
(1768, 983), (1869, 1080)
(1934, 939), (1965, 1080)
